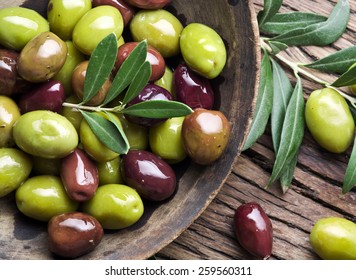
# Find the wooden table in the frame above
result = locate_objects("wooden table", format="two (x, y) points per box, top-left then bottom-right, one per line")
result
(157, 0), (356, 260)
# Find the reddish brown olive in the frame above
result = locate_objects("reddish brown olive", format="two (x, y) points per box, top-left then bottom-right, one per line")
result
(123, 0), (171, 9)
(92, 0), (135, 26)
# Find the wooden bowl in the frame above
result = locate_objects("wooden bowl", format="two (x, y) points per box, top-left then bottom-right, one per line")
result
(0, 0), (260, 259)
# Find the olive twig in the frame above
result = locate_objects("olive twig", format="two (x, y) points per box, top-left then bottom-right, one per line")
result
(62, 102), (118, 112)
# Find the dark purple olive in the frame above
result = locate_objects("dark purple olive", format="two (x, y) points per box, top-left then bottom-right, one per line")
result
(173, 63), (214, 109)
(234, 202), (273, 259)
(18, 80), (66, 113)
(48, 212), (104, 259)
(121, 150), (176, 201)
(123, 0), (171, 9)
(125, 84), (172, 127)
(60, 148), (99, 202)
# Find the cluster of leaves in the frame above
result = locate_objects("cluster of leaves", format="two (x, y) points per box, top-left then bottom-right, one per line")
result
(63, 33), (193, 155)
(243, 0), (356, 193)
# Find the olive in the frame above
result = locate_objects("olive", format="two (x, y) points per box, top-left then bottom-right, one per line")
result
(130, 9), (183, 58)
(149, 116), (187, 163)
(123, 0), (172, 9)
(17, 31), (68, 83)
(81, 183), (144, 230)
(114, 42), (165, 82)
(0, 148), (32, 198)
(125, 84), (173, 127)
(180, 23), (227, 79)
(92, 0), (135, 26)
(154, 66), (174, 95)
(97, 156), (124, 185)
(48, 212), (103, 259)
(12, 110), (78, 159)
(121, 150), (177, 201)
(47, 0), (92, 40)
(0, 95), (21, 148)
(72, 5), (124, 55)
(173, 63), (214, 109)
(72, 60), (112, 106)
(310, 217), (356, 260)
(118, 114), (149, 150)
(18, 80), (66, 113)
(60, 148), (99, 202)
(60, 95), (83, 133)
(234, 202), (273, 259)
(15, 175), (79, 222)
(182, 108), (231, 165)
(0, 7), (49, 51)
(305, 88), (355, 153)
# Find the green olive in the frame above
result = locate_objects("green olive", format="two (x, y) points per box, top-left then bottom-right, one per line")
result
(81, 184), (144, 230)
(97, 157), (124, 185)
(118, 114), (148, 151)
(15, 175), (79, 222)
(130, 9), (183, 58)
(60, 95), (83, 133)
(310, 217), (356, 260)
(180, 23), (226, 79)
(154, 66), (174, 96)
(47, 0), (92, 40)
(0, 95), (21, 148)
(305, 88), (355, 153)
(149, 116), (187, 163)
(0, 148), (32, 198)
(13, 110), (78, 159)
(0, 7), (49, 51)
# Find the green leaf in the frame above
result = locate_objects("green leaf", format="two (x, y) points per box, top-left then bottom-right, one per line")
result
(268, 76), (305, 186)
(122, 100), (193, 118)
(303, 46), (356, 74)
(280, 154), (298, 194)
(83, 33), (118, 104)
(102, 40), (148, 105)
(122, 61), (152, 105)
(330, 65), (356, 87)
(260, 12), (327, 35)
(80, 110), (129, 154)
(257, 0), (282, 27)
(343, 135), (356, 193)
(103, 111), (130, 154)
(271, 0), (350, 46)
(268, 41), (288, 55)
(242, 50), (273, 151)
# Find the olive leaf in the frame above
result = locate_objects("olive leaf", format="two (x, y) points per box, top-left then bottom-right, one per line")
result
(343, 135), (356, 193)
(260, 12), (327, 35)
(257, 0), (282, 27)
(268, 41), (288, 55)
(83, 33), (118, 104)
(242, 50), (273, 151)
(271, 0), (350, 46)
(330, 64), (356, 87)
(280, 154), (298, 193)
(302, 46), (356, 74)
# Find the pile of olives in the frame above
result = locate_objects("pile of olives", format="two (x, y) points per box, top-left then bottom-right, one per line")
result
(0, 0), (231, 258)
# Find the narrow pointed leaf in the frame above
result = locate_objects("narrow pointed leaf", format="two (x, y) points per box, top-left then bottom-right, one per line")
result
(257, 0), (282, 27)
(268, 41), (288, 55)
(103, 111), (130, 154)
(122, 100), (193, 118)
(303, 46), (356, 74)
(102, 40), (148, 105)
(83, 33), (118, 104)
(242, 50), (273, 151)
(122, 61), (152, 105)
(271, 0), (350, 46)
(80, 110), (129, 154)
(330, 65), (356, 87)
(280, 154), (298, 194)
(342, 135), (356, 193)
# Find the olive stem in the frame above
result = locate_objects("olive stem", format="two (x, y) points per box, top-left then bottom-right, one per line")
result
(62, 102), (118, 112)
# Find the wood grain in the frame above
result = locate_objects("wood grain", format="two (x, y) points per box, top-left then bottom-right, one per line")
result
(157, 0), (356, 260)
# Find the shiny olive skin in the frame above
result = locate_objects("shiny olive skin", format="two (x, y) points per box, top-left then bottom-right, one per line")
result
(0, 148), (32, 198)
(118, 114), (149, 150)
(310, 217), (356, 260)
(124, 0), (171, 9)
(130, 9), (183, 58)
(13, 110), (78, 159)
(97, 156), (124, 185)
(17, 31), (68, 83)
(0, 95), (21, 148)
(18, 80), (66, 113)
(234, 202), (273, 259)
(0, 7), (49, 51)
(121, 150), (177, 201)
(180, 23), (227, 79)
(154, 66), (174, 95)
(60, 95), (83, 132)
(173, 63), (214, 109)
(60, 148), (99, 202)
(125, 84), (173, 127)
(47, 0), (92, 40)
(149, 116), (187, 163)
(81, 183), (144, 230)
(92, 0), (135, 26)
(72, 5), (124, 55)
(182, 108), (231, 165)
(48, 212), (103, 259)
(305, 88), (355, 153)
(114, 42), (165, 82)
(15, 175), (79, 222)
